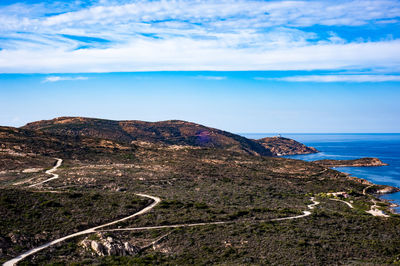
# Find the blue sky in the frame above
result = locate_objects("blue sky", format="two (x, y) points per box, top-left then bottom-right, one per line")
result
(0, 0), (400, 132)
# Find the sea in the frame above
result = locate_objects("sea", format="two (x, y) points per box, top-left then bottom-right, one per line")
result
(240, 133), (400, 213)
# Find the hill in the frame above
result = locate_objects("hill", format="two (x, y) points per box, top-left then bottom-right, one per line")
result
(255, 136), (318, 156)
(22, 117), (273, 156)
(0, 126), (136, 170)
(1, 119), (400, 265)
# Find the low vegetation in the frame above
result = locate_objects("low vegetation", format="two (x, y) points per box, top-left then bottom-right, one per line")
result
(0, 189), (149, 263)
(1, 118), (399, 264)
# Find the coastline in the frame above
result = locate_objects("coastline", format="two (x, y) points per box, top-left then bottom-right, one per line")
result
(331, 167), (400, 214)
(283, 152), (400, 214)
(246, 133), (400, 216)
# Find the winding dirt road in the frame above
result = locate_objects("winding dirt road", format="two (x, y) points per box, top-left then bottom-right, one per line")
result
(28, 158), (63, 187)
(3, 193), (160, 266)
(366, 199), (389, 217)
(4, 158), (322, 265)
(363, 185), (389, 217)
(4, 159), (161, 266)
(100, 197), (320, 232)
(329, 198), (354, 209)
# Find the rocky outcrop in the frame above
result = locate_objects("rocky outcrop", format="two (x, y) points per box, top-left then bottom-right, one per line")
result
(315, 157), (388, 167)
(255, 136), (318, 156)
(376, 186), (400, 194)
(363, 185), (400, 195)
(80, 233), (140, 256)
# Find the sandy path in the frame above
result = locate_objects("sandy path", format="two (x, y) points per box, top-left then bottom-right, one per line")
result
(329, 198), (354, 209)
(101, 197), (320, 232)
(3, 197), (320, 265)
(3, 194), (160, 266)
(363, 185), (373, 195)
(6, 158), (163, 266)
(366, 199), (389, 217)
(363, 185), (389, 217)
(28, 158), (63, 187)
(5, 159), (321, 265)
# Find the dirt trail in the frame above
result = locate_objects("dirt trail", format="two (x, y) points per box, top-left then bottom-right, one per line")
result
(4, 158), (322, 265)
(28, 158), (63, 187)
(3, 193), (160, 266)
(366, 199), (389, 217)
(329, 198), (354, 209)
(101, 198), (320, 232)
(363, 185), (389, 217)
(4, 158), (162, 266)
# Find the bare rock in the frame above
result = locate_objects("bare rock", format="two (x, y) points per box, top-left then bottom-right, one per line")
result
(92, 240), (107, 256)
(8, 233), (18, 244)
(255, 136), (318, 156)
(80, 233), (140, 257)
(376, 186), (400, 194)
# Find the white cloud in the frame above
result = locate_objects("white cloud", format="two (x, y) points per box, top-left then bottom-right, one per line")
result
(1, 39), (399, 73)
(2, 0), (400, 40)
(262, 75), (400, 82)
(0, 0), (399, 73)
(25, 0), (400, 29)
(43, 76), (89, 82)
(195, 76), (227, 80)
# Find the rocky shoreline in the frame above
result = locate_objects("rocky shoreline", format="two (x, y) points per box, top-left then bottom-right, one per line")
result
(340, 171), (400, 214)
(316, 157), (399, 214)
(255, 136), (318, 156)
(314, 157), (388, 168)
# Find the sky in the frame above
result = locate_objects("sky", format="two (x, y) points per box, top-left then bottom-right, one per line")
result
(0, 0), (400, 132)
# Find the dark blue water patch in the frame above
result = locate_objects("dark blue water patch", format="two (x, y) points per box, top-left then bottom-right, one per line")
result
(240, 133), (400, 212)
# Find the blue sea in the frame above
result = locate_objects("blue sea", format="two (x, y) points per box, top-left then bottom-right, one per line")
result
(241, 133), (400, 212)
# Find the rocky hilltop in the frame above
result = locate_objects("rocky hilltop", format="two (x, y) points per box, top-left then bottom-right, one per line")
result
(22, 117), (273, 157)
(315, 157), (388, 167)
(22, 117), (324, 157)
(255, 136), (318, 156)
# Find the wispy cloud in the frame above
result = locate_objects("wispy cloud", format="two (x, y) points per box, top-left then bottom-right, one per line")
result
(3, 39), (399, 73)
(260, 75), (400, 82)
(195, 76), (227, 80)
(43, 76), (89, 82)
(0, 0), (400, 73)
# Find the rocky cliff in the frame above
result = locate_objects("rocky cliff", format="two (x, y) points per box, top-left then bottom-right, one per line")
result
(255, 136), (318, 156)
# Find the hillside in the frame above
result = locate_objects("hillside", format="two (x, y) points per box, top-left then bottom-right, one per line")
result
(256, 136), (318, 156)
(22, 117), (273, 156)
(0, 126), (137, 170)
(1, 119), (400, 265)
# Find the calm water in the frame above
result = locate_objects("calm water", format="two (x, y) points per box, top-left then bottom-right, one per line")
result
(241, 133), (400, 212)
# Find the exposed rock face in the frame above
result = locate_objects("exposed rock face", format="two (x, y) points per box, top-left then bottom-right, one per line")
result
(22, 117), (273, 156)
(376, 186), (400, 194)
(80, 233), (140, 256)
(315, 157), (388, 167)
(255, 136), (318, 156)
(363, 184), (400, 194)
